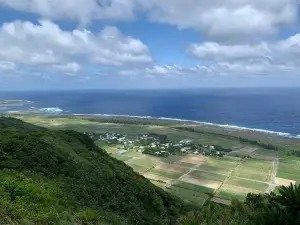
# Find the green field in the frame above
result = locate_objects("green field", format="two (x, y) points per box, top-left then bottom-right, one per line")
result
(216, 191), (247, 201)
(148, 168), (182, 179)
(166, 186), (208, 206)
(197, 157), (239, 175)
(173, 181), (215, 194)
(241, 158), (273, 172)
(231, 166), (270, 181)
(224, 177), (268, 191)
(189, 170), (227, 182)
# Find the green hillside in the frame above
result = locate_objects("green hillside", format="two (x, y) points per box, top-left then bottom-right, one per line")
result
(0, 117), (188, 225)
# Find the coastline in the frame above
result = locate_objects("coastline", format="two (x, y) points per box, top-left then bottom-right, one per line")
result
(5, 108), (299, 140)
(71, 113), (300, 139)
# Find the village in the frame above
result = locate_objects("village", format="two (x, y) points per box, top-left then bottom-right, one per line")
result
(86, 132), (231, 157)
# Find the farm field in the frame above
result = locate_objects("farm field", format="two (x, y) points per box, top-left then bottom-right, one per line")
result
(276, 159), (300, 184)
(11, 114), (299, 206)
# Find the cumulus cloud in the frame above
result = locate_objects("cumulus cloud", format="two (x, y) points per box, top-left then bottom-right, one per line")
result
(1, 0), (297, 42)
(137, 0), (297, 42)
(188, 42), (271, 61)
(0, 20), (152, 74)
(185, 31), (300, 77)
(0, 0), (135, 24)
(117, 64), (211, 78)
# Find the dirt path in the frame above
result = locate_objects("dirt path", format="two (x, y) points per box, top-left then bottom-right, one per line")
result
(215, 161), (242, 194)
(266, 152), (279, 193)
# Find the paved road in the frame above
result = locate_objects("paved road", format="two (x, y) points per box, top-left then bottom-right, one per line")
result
(266, 151), (279, 194)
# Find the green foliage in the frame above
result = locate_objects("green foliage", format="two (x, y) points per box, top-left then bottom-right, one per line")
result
(276, 183), (300, 215)
(0, 117), (188, 225)
(179, 184), (300, 225)
(77, 210), (102, 224)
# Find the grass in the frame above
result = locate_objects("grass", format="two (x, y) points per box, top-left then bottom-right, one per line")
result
(224, 177), (268, 191)
(241, 159), (273, 172)
(204, 158), (239, 168)
(166, 186), (208, 206)
(231, 166), (270, 182)
(277, 171), (300, 184)
(177, 162), (197, 168)
(216, 191), (246, 201)
(173, 181), (215, 194)
(126, 163), (151, 173)
(148, 168), (182, 179)
(189, 170), (227, 182)
(197, 157), (239, 175)
(276, 159), (300, 183)
(126, 158), (158, 168)
(197, 164), (231, 175)
(112, 155), (132, 161)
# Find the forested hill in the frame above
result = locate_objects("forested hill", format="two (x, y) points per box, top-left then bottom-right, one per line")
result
(0, 117), (187, 225)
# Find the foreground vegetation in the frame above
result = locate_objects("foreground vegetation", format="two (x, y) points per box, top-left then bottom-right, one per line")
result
(182, 184), (300, 225)
(0, 117), (189, 224)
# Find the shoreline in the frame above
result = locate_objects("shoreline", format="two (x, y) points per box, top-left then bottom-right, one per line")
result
(6, 108), (299, 139)
(72, 113), (300, 139)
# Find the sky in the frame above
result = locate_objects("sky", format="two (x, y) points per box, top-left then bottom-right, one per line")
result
(0, 0), (300, 90)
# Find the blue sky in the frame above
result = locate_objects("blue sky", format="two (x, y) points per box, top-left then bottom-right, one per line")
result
(0, 0), (299, 90)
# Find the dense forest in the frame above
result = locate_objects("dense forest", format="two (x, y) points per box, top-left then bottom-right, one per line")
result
(0, 117), (190, 224)
(1, 117), (300, 225)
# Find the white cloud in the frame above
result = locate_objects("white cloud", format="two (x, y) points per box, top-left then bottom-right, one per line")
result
(117, 64), (210, 78)
(137, 0), (298, 42)
(0, 20), (152, 74)
(188, 42), (271, 61)
(186, 31), (300, 77)
(1, 1), (297, 42)
(0, 0), (135, 24)
(0, 61), (16, 71)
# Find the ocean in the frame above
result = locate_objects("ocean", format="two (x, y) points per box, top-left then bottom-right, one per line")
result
(0, 88), (300, 137)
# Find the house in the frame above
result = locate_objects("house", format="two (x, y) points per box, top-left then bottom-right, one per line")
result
(209, 146), (215, 150)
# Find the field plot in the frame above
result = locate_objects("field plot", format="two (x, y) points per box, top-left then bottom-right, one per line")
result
(228, 146), (258, 158)
(216, 190), (247, 201)
(166, 185), (209, 206)
(231, 166), (270, 181)
(251, 149), (277, 160)
(241, 158), (273, 172)
(126, 156), (158, 173)
(179, 155), (206, 165)
(277, 159), (300, 184)
(185, 170), (227, 190)
(147, 168), (183, 179)
(231, 159), (272, 182)
(216, 176), (268, 201)
(197, 157), (239, 175)
(189, 170), (227, 182)
(173, 181), (215, 194)
(143, 173), (175, 184)
(155, 163), (190, 174)
(223, 177), (268, 192)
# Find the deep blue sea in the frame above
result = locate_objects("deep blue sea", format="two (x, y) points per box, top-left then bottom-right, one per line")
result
(0, 88), (300, 137)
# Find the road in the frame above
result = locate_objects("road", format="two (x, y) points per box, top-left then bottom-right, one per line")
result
(266, 151), (279, 194)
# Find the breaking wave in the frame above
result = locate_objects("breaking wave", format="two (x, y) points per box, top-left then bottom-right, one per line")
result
(71, 113), (300, 139)
(39, 107), (63, 114)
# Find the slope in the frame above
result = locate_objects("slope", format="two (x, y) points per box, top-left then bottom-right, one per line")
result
(0, 117), (188, 225)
